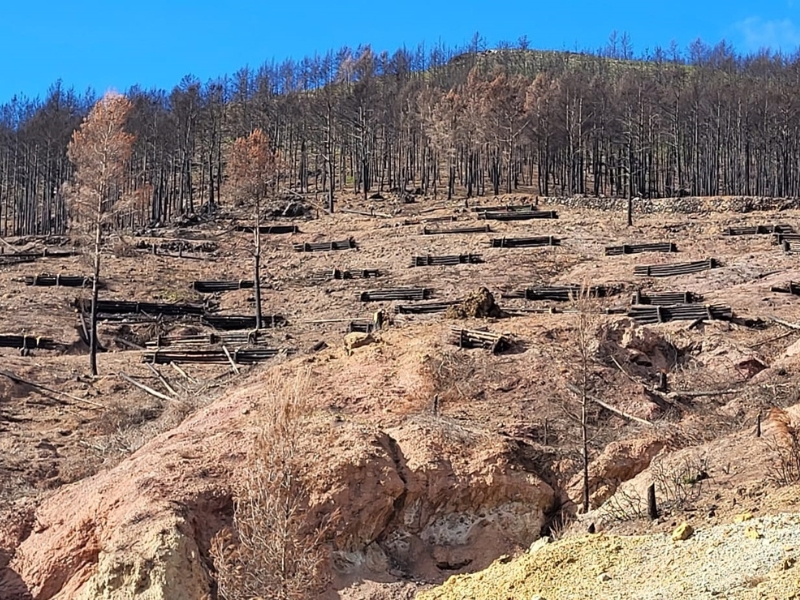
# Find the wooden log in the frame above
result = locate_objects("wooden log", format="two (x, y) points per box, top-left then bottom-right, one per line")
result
(118, 371), (177, 403)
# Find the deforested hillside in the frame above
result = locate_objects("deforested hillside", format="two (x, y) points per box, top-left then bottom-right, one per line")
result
(3, 187), (800, 598)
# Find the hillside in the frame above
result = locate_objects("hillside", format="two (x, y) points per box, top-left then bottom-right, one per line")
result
(2, 192), (800, 598)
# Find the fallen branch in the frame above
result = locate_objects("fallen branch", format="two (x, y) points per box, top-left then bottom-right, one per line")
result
(566, 383), (654, 426)
(118, 371), (176, 403)
(170, 361), (199, 384)
(222, 345), (240, 375)
(770, 316), (800, 331)
(145, 363), (180, 397)
(0, 369), (104, 409)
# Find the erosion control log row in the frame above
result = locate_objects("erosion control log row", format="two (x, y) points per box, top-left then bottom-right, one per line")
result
(634, 259), (719, 278)
(145, 331), (267, 348)
(193, 280), (255, 293)
(502, 285), (615, 301)
(771, 282), (800, 295)
(449, 327), (510, 353)
(202, 315), (286, 330)
(75, 299), (206, 316)
(472, 204), (537, 213)
(395, 300), (460, 314)
(135, 240), (218, 253)
(490, 236), (560, 248)
(293, 238), (356, 252)
(422, 225), (491, 235)
(24, 274), (96, 288)
(360, 288), (432, 302)
(411, 254), (483, 267)
(632, 291), (702, 305)
(723, 225), (793, 236)
(143, 348), (287, 365)
(348, 321), (376, 334)
(773, 233), (800, 245)
(605, 242), (677, 255)
(627, 304), (733, 324)
(0, 335), (60, 350)
(481, 211), (557, 221)
(310, 269), (382, 282)
(235, 225), (299, 234)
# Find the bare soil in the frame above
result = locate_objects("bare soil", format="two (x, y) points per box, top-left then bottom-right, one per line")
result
(3, 194), (800, 596)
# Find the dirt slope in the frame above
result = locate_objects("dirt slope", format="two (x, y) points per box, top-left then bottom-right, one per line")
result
(4, 195), (800, 598)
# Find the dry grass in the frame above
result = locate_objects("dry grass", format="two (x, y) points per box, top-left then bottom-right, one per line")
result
(211, 369), (333, 600)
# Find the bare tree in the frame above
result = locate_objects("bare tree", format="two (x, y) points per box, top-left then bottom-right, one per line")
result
(226, 129), (279, 330)
(211, 371), (331, 600)
(571, 284), (597, 513)
(66, 92), (135, 376)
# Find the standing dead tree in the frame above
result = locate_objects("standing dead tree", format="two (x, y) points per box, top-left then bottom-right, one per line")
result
(66, 92), (135, 376)
(570, 283), (598, 513)
(226, 129), (279, 330)
(211, 371), (331, 600)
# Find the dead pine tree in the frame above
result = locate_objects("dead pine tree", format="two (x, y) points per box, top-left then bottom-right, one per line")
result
(66, 93), (136, 376)
(571, 283), (597, 514)
(226, 129), (280, 330)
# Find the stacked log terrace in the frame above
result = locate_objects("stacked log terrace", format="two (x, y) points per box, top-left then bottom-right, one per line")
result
(309, 268), (382, 283)
(0, 249), (79, 266)
(24, 274), (97, 288)
(772, 233), (800, 245)
(722, 224), (793, 236)
(348, 320), (376, 334)
(634, 259), (719, 278)
(632, 290), (703, 305)
(0, 255), (38, 266)
(360, 288), (433, 302)
(422, 225), (491, 235)
(449, 327), (510, 353)
(235, 225), (299, 234)
(74, 299), (206, 317)
(490, 236), (560, 248)
(605, 242), (677, 255)
(142, 348), (287, 365)
(395, 300), (460, 314)
(627, 304), (733, 324)
(193, 280), (255, 293)
(293, 238), (357, 252)
(202, 315), (286, 330)
(144, 330), (266, 348)
(780, 240), (800, 253)
(472, 204), (537, 213)
(410, 254), (483, 267)
(481, 210), (558, 221)
(0, 335), (61, 350)
(770, 282), (800, 295)
(134, 240), (218, 254)
(501, 285), (615, 301)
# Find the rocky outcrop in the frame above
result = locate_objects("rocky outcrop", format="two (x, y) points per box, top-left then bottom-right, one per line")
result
(568, 437), (667, 509)
(2, 369), (555, 599)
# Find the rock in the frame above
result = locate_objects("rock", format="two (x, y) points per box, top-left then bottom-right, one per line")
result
(344, 332), (375, 356)
(597, 572), (611, 582)
(745, 527), (762, 540)
(672, 523), (694, 541)
(568, 437), (666, 508)
(734, 512), (754, 523)
(528, 536), (551, 554)
(445, 287), (506, 319)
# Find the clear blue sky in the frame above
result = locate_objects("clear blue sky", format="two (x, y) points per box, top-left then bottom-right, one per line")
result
(1, 0), (799, 103)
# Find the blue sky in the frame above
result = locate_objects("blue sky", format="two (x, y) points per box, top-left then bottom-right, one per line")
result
(1, 0), (799, 104)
